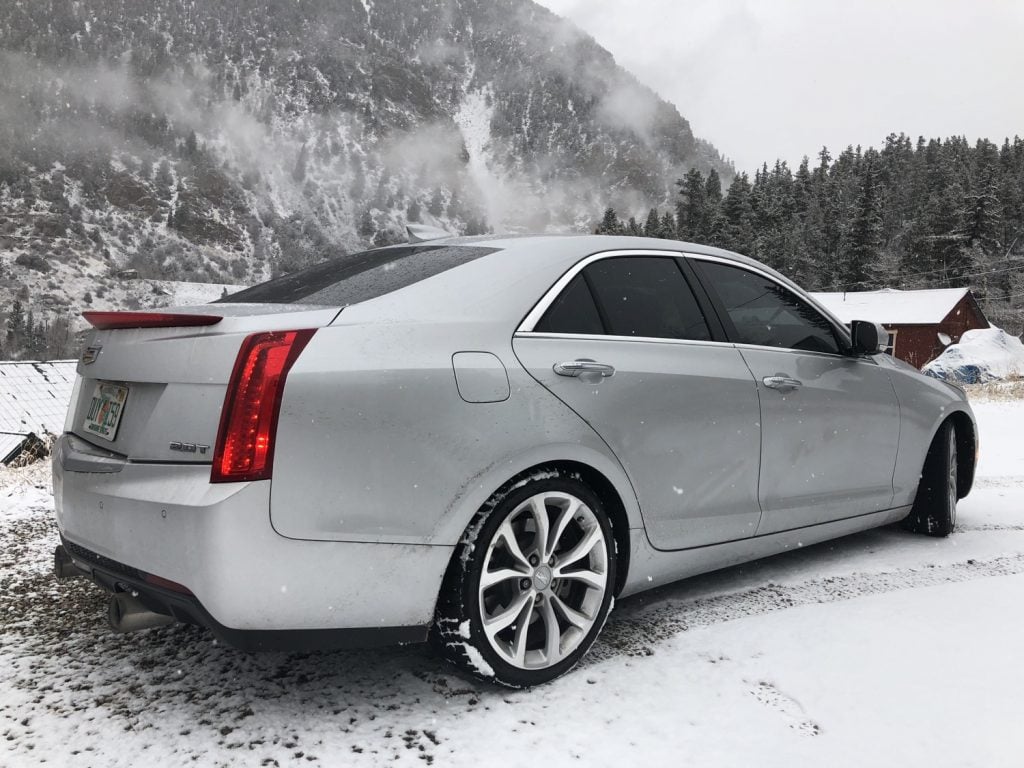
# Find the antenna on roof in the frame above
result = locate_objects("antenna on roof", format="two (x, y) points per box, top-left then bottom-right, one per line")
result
(406, 224), (452, 243)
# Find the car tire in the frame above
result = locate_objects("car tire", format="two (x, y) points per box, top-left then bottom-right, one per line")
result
(431, 468), (617, 688)
(903, 421), (958, 537)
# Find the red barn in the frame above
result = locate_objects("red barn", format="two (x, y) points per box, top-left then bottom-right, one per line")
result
(811, 288), (990, 369)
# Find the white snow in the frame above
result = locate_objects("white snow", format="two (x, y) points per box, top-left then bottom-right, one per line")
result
(1, 399), (1023, 766)
(811, 287), (970, 325)
(924, 326), (1024, 383)
(454, 86), (508, 228)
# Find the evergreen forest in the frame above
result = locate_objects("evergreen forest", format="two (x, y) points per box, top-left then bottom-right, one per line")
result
(596, 134), (1024, 332)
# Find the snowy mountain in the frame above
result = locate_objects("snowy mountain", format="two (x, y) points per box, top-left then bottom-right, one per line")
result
(0, 0), (730, 356)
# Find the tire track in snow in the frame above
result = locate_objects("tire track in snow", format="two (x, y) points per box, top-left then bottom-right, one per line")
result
(588, 552), (1024, 662)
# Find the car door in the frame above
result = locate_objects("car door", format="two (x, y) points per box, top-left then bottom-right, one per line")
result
(513, 252), (764, 550)
(691, 257), (900, 534)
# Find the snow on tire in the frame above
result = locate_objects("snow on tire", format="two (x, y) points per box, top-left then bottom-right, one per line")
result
(431, 468), (616, 687)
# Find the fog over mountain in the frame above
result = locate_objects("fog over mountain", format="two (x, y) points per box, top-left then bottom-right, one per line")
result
(0, 0), (730, 355)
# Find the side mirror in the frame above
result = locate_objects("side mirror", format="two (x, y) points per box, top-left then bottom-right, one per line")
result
(850, 320), (888, 355)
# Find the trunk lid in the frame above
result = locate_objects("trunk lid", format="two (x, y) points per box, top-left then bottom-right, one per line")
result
(67, 304), (340, 463)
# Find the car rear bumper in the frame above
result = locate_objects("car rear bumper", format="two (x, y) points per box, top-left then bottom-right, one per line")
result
(53, 434), (453, 644)
(57, 538), (427, 651)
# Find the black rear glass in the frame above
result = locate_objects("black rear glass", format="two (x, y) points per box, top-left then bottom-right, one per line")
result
(217, 245), (500, 306)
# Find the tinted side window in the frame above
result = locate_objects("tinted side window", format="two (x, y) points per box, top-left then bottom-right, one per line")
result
(534, 275), (604, 334)
(699, 262), (841, 354)
(585, 257), (711, 340)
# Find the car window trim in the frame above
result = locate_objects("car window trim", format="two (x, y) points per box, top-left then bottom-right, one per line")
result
(517, 249), (723, 342)
(684, 253), (854, 357)
(512, 331), (732, 349)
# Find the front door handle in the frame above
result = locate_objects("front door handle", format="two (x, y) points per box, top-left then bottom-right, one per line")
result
(762, 375), (802, 390)
(554, 360), (616, 378)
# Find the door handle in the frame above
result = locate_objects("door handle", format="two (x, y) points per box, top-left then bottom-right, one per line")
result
(762, 375), (802, 390)
(553, 360), (616, 378)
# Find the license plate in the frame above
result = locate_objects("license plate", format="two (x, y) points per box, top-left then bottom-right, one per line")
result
(82, 382), (129, 441)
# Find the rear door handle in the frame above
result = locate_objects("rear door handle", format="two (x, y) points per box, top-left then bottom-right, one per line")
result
(554, 360), (616, 378)
(762, 375), (802, 390)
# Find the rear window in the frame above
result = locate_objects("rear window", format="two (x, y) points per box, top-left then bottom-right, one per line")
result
(217, 245), (500, 306)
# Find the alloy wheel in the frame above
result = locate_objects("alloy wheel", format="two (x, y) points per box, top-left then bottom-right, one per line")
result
(477, 491), (609, 670)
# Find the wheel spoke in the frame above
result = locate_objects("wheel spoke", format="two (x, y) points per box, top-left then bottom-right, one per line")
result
(556, 525), (602, 569)
(555, 566), (606, 591)
(539, 599), (562, 664)
(511, 597), (536, 665)
(483, 591), (532, 640)
(496, 519), (531, 571)
(548, 498), (580, 559)
(481, 566), (528, 590)
(529, 495), (550, 559)
(551, 593), (592, 629)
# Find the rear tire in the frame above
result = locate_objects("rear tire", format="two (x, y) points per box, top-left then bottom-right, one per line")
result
(431, 469), (617, 688)
(904, 421), (958, 537)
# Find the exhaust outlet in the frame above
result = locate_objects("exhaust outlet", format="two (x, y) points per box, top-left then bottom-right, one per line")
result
(54, 545), (90, 580)
(108, 593), (175, 633)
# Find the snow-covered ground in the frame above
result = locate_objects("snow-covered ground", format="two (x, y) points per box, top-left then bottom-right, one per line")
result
(2, 399), (1022, 767)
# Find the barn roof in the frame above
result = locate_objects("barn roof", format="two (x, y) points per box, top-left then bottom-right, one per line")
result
(810, 288), (972, 325)
(0, 360), (77, 442)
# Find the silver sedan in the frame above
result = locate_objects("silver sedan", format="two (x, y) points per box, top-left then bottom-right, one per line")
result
(53, 234), (976, 687)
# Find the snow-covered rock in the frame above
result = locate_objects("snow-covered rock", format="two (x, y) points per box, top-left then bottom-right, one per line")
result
(923, 326), (1024, 384)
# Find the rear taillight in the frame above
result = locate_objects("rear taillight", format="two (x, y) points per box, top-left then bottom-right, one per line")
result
(82, 311), (223, 330)
(210, 329), (316, 483)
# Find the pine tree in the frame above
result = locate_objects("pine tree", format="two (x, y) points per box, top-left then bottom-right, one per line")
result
(643, 208), (659, 238)
(658, 211), (677, 239)
(704, 169), (724, 243)
(595, 207), (623, 235)
(719, 173), (755, 254)
(675, 169), (707, 241)
(6, 299), (25, 354)
(846, 150), (885, 289)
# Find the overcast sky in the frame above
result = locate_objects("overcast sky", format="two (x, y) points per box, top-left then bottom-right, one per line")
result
(536, 0), (1024, 174)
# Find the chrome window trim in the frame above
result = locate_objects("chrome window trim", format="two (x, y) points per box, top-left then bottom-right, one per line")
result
(515, 248), (858, 360)
(516, 249), (686, 333)
(683, 251), (855, 357)
(512, 331), (728, 349)
(682, 252), (854, 347)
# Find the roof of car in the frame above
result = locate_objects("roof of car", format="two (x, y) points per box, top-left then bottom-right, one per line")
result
(397, 233), (772, 273)
(333, 233), (813, 333)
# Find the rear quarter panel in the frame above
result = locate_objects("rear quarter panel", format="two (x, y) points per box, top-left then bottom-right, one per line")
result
(269, 321), (644, 546)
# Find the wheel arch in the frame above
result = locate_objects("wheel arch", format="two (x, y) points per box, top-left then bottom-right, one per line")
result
(541, 460), (632, 597)
(438, 458), (636, 599)
(946, 410), (976, 499)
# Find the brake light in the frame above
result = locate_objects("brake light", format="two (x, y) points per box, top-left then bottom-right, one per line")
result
(211, 329), (316, 483)
(83, 311), (223, 330)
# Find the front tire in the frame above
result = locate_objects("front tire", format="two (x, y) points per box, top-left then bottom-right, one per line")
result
(904, 421), (958, 537)
(432, 469), (617, 687)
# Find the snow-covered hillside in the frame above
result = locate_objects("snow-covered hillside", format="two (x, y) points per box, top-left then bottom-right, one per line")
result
(0, 0), (732, 359)
(2, 396), (1022, 766)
